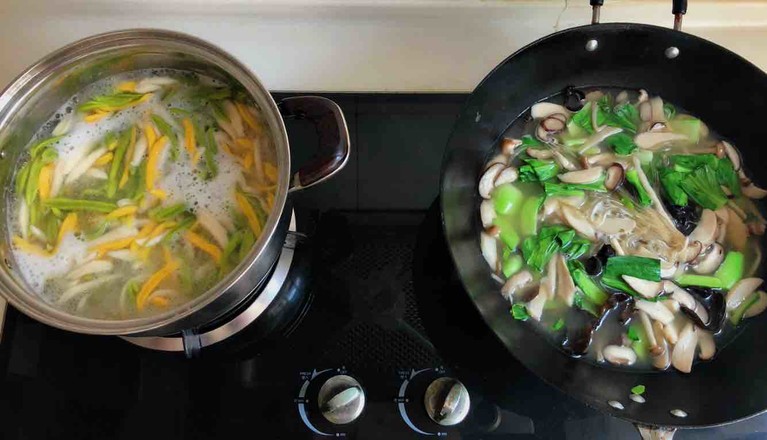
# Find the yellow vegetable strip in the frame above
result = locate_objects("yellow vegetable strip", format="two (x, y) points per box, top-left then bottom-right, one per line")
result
(116, 81), (136, 92)
(12, 236), (51, 257)
(144, 122), (157, 150)
(136, 259), (179, 311)
(38, 163), (55, 200)
(91, 237), (134, 257)
(119, 126), (137, 189)
(149, 295), (170, 308)
(136, 221), (156, 239)
(149, 189), (167, 200)
(185, 230), (222, 263)
(235, 102), (260, 133)
(85, 111), (111, 123)
(93, 152), (114, 167)
(147, 221), (176, 240)
(264, 162), (278, 182)
(182, 119), (200, 166)
(145, 136), (168, 191)
(105, 205), (138, 220)
(235, 192), (262, 236)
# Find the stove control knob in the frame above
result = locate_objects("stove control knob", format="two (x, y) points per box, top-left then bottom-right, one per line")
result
(318, 374), (365, 425)
(424, 377), (470, 426)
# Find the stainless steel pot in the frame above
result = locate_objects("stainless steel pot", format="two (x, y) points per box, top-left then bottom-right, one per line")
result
(0, 29), (349, 336)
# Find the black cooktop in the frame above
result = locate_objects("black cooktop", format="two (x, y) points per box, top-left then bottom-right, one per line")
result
(0, 94), (765, 439)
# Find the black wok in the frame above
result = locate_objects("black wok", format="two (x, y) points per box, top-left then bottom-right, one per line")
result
(440, 0), (767, 432)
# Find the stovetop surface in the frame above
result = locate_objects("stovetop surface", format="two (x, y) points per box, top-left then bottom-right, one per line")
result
(1, 94), (766, 439)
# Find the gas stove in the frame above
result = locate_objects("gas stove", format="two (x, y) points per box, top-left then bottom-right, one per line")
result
(0, 94), (765, 440)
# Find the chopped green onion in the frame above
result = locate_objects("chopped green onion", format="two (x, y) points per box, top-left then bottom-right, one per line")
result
(520, 135), (542, 147)
(631, 385), (646, 395)
(570, 264), (609, 305)
(730, 291), (760, 325)
(551, 318), (565, 331)
(574, 292), (600, 317)
(511, 304), (530, 320)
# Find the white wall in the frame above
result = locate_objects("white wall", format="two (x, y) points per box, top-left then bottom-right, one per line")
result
(1, 0), (767, 92)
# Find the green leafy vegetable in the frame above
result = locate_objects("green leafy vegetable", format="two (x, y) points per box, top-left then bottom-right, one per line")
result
(543, 178), (607, 198)
(663, 103), (676, 120)
(493, 184), (524, 215)
(625, 169), (652, 207)
(631, 385), (646, 395)
(521, 135), (543, 147)
(521, 225), (591, 272)
(608, 103), (640, 133)
(670, 154), (718, 173)
(570, 264), (609, 305)
(569, 102), (595, 135)
(659, 169), (688, 206)
(604, 256), (661, 282)
(679, 165), (728, 210)
(518, 158), (559, 182)
(627, 325), (640, 342)
(605, 132), (637, 155)
(715, 251), (745, 289)
(717, 157), (741, 197)
(574, 292), (600, 317)
(519, 196), (543, 237)
(668, 118), (702, 143)
(551, 318), (565, 331)
(511, 304), (530, 320)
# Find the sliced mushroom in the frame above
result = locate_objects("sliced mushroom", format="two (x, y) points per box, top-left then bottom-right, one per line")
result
(480, 232), (499, 271)
(692, 243), (724, 274)
(748, 222), (766, 236)
(561, 205), (596, 240)
(682, 240), (704, 263)
(671, 323), (699, 373)
(623, 276), (664, 299)
(558, 194), (587, 208)
(501, 270), (534, 301)
(558, 167), (604, 184)
(688, 209), (718, 246)
(726, 278), (764, 311)
(541, 115), (566, 133)
(698, 330), (715, 360)
(556, 253), (576, 306)
(480, 199), (496, 228)
(501, 138), (522, 156)
(635, 300), (675, 324)
(542, 198), (561, 220)
(638, 310), (658, 348)
(725, 207), (748, 251)
(578, 127), (623, 153)
(597, 217), (636, 235)
(650, 97), (666, 122)
(495, 167), (518, 186)
(743, 183), (767, 199)
(479, 163), (505, 199)
(651, 321), (671, 370)
(552, 150), (577, 171)
(603, 345), (638, 366)
(545, 256), (558, 300)
(615, 90), (629, 104)
(485, 154), (508, 170)
(744, 290), (767, 319)
(527, 289), (548, 321)
(660, 260), (678, 278)
(661, 298), (681, 313)
(531, 102), (570, 120)
(604, 164), (625, 191)
(720, 141), (742, 171)
(485, 225), (500, 237)
(634, 132), (687, 150)
(667, 283), (709, 326)
(527, 148), (553, 160)
(662, 319), (681, 345)
(639, 101), (652, 122)
(649, 122), (667, 132)
(587, 152), (618, 167)
(638, 89), (649, 103)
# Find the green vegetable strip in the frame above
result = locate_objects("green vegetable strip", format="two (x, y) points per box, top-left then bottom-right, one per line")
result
(239, 230), (256, 261)
(717, 158), (741, 197)
(659, 170), (688, 206)
(551, 318), (565, 331)
(625, 169), (652, 207)
(715, 251), (745, 289)
(29, 136), (62, 158)
(43, 198), (117, 213)
(518, 196), (543, 237)
(574, 292), (600, 317)
(601, 273), (639, 296)
(675, 274), (723, 289)
(730, 292), (760, 325)
(520, 135), (542, 147)
(161, 215), (196, 244)
(78, 92), (145, 112)
(151, 114), (179, 161)
(604, 256), (661, 282)
(106, 129), (131, 197)
(511, 303), (530, 320)
(502, 254), (524, 278)
(149, 203), (187, 221)
(15, 162), (31, 197)
(203, 127), (219, 179)
(629, 320), (649, 359)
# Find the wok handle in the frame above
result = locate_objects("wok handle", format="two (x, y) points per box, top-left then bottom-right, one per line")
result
(589, 0), (688, 30)
(278, 96), (350, 193)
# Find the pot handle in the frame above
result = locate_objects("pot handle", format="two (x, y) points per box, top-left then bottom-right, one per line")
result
(590, 0), (687, 30)
(278, 96), (350, 193)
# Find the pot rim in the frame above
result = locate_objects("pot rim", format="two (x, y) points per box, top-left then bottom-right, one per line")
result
(0, 28), (291, 335)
